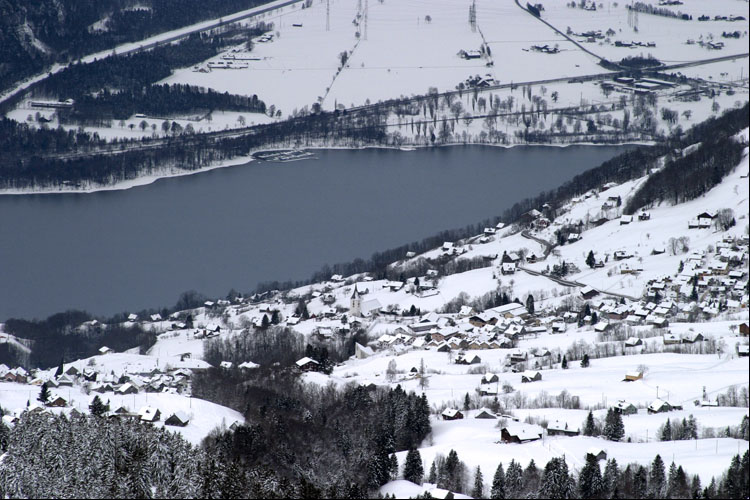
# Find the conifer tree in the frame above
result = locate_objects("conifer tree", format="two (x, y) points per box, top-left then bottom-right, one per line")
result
(660, 418), (672, 441)
(649, 454), (666, 499)
(89, 395), (109, 417)
(578, 453), (604, 499)
(464, 393), (471, 412)
(562, 355), (568, 369)
(403, 449), (424, 485)
(490, 462), (505, 499)
(602, 458), (620, 498)
(37, 382), (50, 405)
(603, 408), (624, 441)
(525, 295), (535, 314)
(583, 410), (596, 436)
(471, 466), (484, 499)
(539, 457), (574, 499)
(505, 459), (523, 498)
(586, 251), (596, 268)
(428, 459), (437, 484)
(55, 358), (64, 378)
(581, 354), (590, 368)
(522, 459), (541, 497)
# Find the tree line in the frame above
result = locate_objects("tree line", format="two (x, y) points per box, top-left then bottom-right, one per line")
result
(0, 0), (278, 95)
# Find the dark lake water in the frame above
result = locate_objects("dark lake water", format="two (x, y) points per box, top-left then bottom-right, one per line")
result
(0, 145), (633, 320)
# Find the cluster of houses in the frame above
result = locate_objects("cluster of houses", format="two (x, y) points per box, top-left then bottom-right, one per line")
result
(1, 402), (191, 428)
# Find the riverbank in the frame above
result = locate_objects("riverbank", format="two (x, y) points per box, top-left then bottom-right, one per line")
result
(0, 140), (652, 196)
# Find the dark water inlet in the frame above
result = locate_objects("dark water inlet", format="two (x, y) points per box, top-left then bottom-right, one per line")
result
(0, 144), (633, 320)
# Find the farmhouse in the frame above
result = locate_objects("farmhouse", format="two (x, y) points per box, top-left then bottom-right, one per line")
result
(138, 406), (161, 423)
(501, 425), (542, 443)
(475, 408), (497, 419)
(521, 371), (542, 383)
(295, 357), (320, 372)
(613, 400), (638, 415)
(442, 408), (464, 421)
(587, 448), (607, 461)
(624, 371), (643, 382)
(165, 412), (190, 427)
(546, 420), (579, 436)
(648, 399), (673, 414)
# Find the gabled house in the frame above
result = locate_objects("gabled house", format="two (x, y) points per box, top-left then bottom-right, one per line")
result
(501, 425), (542, 443)
(546, 420), (579, 436)
(613, 400), (638, 415)
(165, 412), (190, 427)
(521, 371), (542, 383)
(442, 408), (464, 421)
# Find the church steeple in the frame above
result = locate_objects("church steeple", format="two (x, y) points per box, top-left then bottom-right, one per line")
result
(350, 283), (362, 317)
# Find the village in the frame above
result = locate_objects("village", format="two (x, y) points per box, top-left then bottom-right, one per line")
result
(1, 129), (748, 479)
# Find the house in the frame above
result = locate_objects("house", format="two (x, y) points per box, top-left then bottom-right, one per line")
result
(739, 323), (749, 336)
(581, 286), (599, 300)
(501, 425), (542, 443)
(647, 399), (672, 414)
(619, 215), (633, 225)
(509, 351), (528, 363)
(624, 371), (643, 382)
(295, 357), (320, 372)
(150, 314), (162, 322)
(46, 396), (68, 408)
(663, 333), (681, 345)
(239, 361), (259, 370)
(98, 346), (113, 355)
(681, 332), (704, 344)
(613, 400), (638, 415)
(165, 412), (190, 427)
(475, 408), (497, 419)
(117, 383), (139, 395)
(546, 420), (579, 436)
(219, 361), (233, 369)
(501, 263), (517, 275)
(587, 448), (607, 461)
(138, 406), (161, 423)
(594, 322), (609, 333)
(737, 344), (749, 357)
(624, 337), (643, 347)
(482, 373), (499, 384)
(521, 371), (542, 383)
(568, 233), (581, 243)
(442, 408), (464, 421)
(457, 354), (481, 365)
(638, 210), (651, 221)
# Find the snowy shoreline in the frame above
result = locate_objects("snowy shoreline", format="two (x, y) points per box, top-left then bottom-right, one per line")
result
(0, 140), (651, 196)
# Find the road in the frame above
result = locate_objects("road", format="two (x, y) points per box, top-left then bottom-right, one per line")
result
(518, 266), (641, 301)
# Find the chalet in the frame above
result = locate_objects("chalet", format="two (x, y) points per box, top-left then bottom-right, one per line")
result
(127, 314), (138, 321)
(482, 373), (499, 384)
(354, 343), (374, 359)
(501, 263), (517, 275)
(613, 400), (638, 415)
(457, 354), (481, 365)
(567, 233), (581, 243)
(552, 321), (566, 333)
(138, 406), (161, 423)
(587, 448), (607, 461)
(521, 371), (542, 383)
(624, 337), (643, 347)
(150, 314), (162, 322)
(296, 357), (321, 372)
(663, 333), (681, 345)
(619, 215), (633, 225)
(638, 210), (651, 221)
(581, 286), (599, 300)
(219, 361), (233, 369)
(594, 322), (609, 334)
(56, 374), (75, 387)
(116, 383), (139, 395)
(99, 346), (113, 355)
(436, 342), (452, 352)
(681, 332), (704, 344)
(479, 384), (499, 396)
(442, 408), (464, 421)
(165, 412), (190, 427)
(501, 425), (542, 443)
(647, 399), (672, 414)
(46, 396), (68, 408)
(546, 420), (579, 437)
(737, 344), (749, 357)
(475, 408), (497, 419)
(509, 351), (528, 363)
(623, 371), (643, 382)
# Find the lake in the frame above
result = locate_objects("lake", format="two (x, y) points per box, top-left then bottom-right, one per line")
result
(0, 145), (633, 320)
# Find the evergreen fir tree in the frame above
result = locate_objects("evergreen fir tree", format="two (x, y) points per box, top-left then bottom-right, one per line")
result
(562, 355), (568, 370)
(583, 410), (596, 436)
(505, 459), (523, 498)
(586, 250), (596, 268)
(539, 457), (574, 499)
(89, 395), (109, 417)
(602, 458), (620, 498)
(649, 454), (666, 499)
(471, 466), (484, 499)
(463, 393), (471, 412)
(404, 449), (424, 485)
(633, 465), (649, 499)
(581, 354), (590, 368)
(603, 408), (624, 441)
(490, 462), (505, 499)
(579, 453), (604, 499)
(428, 459), (437, 484)
(55, 358), (64, 378)
(525, 295), (535, 315)
(660, 419), (673, 441)
(522, 459), (541, 497)
(37, 382), (50, 405)
(690, 474), (702, 500)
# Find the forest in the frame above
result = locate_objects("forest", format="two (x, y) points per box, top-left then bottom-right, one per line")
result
(0, 310), (155, 369)
(0, 408), (746, 498)
(0, 0), (278, 94)
(66, 84), (266, 122)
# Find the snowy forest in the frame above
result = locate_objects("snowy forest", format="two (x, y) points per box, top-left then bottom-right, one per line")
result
(0, 408), (747, 498)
